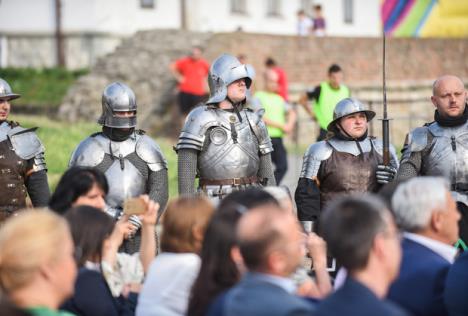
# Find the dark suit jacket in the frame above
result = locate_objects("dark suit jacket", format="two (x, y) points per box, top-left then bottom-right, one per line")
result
(206, 272), (315, 316)
(61, 268), (135, 316)
(388, 237), (451, 316)
(315, 277), (409, 316)
(444, 251), (468, 316)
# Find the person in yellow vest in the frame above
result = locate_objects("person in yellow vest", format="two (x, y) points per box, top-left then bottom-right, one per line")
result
(252, 71), (297, 184)
(299, 64), (350, 141)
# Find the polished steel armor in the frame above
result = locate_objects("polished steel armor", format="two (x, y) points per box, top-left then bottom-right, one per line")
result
(98, 82), (137, 128)
(0, 78), (20, 101)
(69, 132), (167, 214)
(404, 121), (468, 205)
(176, 106), (272, 180)
(206, 54), (254, 105)
(327, 97), (376, 131)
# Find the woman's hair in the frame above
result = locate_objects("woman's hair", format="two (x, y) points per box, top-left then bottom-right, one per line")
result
(160, 196), (214, 253)
(187, 188), (279, 316)
(187, 203), (242, 316)
(64, 206), (114, 267)
(49, 167), (109, 214)
(0, 209), (70, 293)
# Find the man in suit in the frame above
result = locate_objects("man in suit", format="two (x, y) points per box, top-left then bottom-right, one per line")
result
(445, 251), (468, 316)
(208, 203), (315, 316)
(388, 176), (460, 316)
(315, 194), (409, 316)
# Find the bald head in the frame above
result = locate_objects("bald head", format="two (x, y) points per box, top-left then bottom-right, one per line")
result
(237, 205), (299, 273)
(432, 75), (464, 96)
(431, 75), (466, 118)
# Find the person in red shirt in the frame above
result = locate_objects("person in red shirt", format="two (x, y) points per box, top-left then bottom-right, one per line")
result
(265, 57), (289, 102)
(170, 46), (210, 118)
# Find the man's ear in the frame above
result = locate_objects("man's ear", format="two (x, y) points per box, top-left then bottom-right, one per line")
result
(373, 234), (386, 261)
(431, 96), (438, 108)
(431, 211), (443, 232)
(268, 251), (286, 274)
(192, 224), (204, 243)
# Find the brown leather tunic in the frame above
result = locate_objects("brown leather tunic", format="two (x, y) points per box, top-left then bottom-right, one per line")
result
(318, 141), (382, 208)
(0, 138), (29, 216)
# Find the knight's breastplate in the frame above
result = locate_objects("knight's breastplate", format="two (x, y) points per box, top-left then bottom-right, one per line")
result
(0, 138), (28, 212)
(198, 112), (260, 180)
(422, 122), (468, 191)
(98, 136), (147, 209)
(319, 139), (381, 208)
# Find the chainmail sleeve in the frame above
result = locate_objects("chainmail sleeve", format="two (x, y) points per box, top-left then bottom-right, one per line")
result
(178, 148), (198, 196)
(258, 153), (276, 186)
(396, 151), (422, 181)
(148, 168), (168, 216)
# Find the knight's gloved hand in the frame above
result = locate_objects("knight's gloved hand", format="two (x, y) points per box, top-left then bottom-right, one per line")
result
(128, 215), (142, 232)
(376, 164), (397, 184)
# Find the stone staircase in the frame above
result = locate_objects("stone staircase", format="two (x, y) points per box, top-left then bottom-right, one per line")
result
(58, 30), (213, 133)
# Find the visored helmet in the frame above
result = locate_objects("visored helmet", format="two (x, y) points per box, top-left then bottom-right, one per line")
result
(98, 82), (137, 128)
(327, 98), (375, 132)
(206, 54), (254, 105)
(0, 78), (20, 101)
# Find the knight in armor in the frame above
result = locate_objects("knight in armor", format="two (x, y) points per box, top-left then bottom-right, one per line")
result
(0, 78), (50, 221)
(295, 98), (399, 233)
(69, 82), (168, 253)
(397, 75), (468, 244)
(175, 53), (276, 199)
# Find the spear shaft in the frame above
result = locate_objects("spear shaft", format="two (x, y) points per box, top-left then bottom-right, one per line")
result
(382, 31), (390, 165)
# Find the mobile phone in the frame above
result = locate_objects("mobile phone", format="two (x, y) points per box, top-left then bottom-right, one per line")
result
(123, 197), (146, 215)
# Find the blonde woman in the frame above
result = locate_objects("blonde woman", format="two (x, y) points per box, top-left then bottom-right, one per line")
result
(0, 210), (77, 316)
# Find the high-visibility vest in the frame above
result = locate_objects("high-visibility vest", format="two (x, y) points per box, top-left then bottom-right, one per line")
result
(313, 82), (350, 130)
(255, 91), (286, 138)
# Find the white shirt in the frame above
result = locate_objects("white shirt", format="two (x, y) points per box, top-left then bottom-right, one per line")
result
(136, 252), (201, 316)
(404, 232), (457, 263)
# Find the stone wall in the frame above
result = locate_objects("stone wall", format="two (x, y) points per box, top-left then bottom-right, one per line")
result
(57, 30), (468, 143)
(2, 33), (123, 69)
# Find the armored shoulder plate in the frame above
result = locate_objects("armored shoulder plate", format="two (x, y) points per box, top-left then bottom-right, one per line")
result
(370, 138), (399, 168)
(175, 105), (220, 152)
(300, 141), (333, 178)
(135, 134), (168, 172)
(407, 126), (429, 152)
(69, 135), (106, 167)
(7, 126), (45, 160)
(245, 109), (273, 155)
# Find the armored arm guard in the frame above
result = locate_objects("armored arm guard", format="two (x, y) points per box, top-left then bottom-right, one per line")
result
(68, 135), (106, 168)
(245, 109), (274, 155)
(8, 126), (47, 172)
(148, 169), (168, 219)
(178, 148), (198, 196)
(258, 153), (276, 186)
(295, 142), (332, 222)
(135, 135), (168, 216)
(396, 127), (429, 181)
(175, 106), (220, 152)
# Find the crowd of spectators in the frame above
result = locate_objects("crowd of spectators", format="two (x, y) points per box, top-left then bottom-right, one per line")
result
(0, 173), (466, 316)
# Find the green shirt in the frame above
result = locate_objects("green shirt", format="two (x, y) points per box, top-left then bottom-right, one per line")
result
(27, 307), (76, 316)
(254, 90), (287, 138)
(314, 82), (350, 130)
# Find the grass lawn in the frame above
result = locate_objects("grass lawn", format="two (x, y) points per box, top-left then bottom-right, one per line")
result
(10, 114), (179, 198)
(2, 68), (88, 109)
